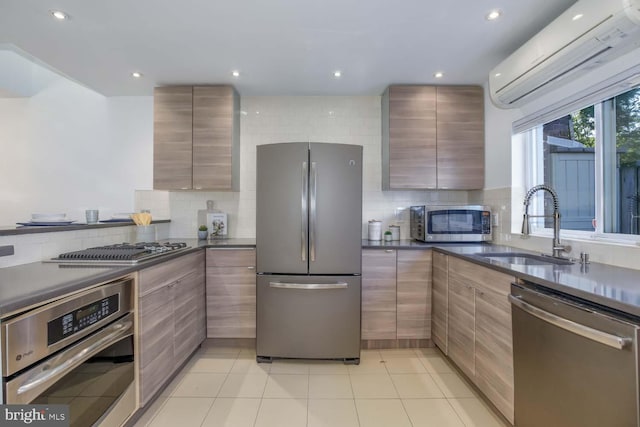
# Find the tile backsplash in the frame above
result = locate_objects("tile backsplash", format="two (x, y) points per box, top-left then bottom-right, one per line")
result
(0, 223), (170, 268)
(136, 96), (470, 240)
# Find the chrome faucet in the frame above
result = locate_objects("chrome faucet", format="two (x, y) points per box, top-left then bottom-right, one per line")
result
(521, 184), (571, 258)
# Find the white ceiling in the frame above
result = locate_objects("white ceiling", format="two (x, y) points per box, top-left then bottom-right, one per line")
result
(0, 0), (577, 96)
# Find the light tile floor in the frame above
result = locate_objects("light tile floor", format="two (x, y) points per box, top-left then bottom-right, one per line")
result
(134, 343), (509, 427)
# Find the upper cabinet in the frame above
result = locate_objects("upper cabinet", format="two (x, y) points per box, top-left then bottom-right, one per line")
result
(382, 85), (484, 190)
(153, 85), (240, 191)
(382, 86), (437, 189)
(436, 86), (484, 189)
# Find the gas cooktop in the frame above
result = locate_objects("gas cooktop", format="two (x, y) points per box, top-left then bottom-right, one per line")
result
(47, 242), (191, 265)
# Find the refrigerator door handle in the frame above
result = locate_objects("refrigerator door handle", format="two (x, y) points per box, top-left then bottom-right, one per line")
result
(302, 161), (308, 262)
(310, 161), (317, 262)
(269, 282), (348, 290)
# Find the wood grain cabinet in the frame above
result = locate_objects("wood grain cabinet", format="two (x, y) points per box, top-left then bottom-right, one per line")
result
(444, 255), (515, 424)
(362, 249), (397, 339)
(436, 86), (485, 189)
(447, 271), (476, 379)
(153, 85), (240, 191)
(382, 86), (437, 189)
(382, 85), (484, 190)
(431, 251), (449, 353)
(362, 249), (432, 341)
(396, 250), (432, 339)
(206, 249), (256, 338)
(137, 251), (205, 406)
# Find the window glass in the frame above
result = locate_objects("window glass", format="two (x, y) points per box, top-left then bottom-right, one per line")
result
(520, 86), (640, 238)
(608, 88), (640, 234)
(540, 107), (596, 231)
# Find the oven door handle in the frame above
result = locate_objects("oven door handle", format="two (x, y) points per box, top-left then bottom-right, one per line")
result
(8, 313), (134, 404)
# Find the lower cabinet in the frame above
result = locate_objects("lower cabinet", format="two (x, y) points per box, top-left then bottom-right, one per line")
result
(397, 250), (432, 339)
(432, 251), (448, 353)
(138, 251), (205, 406)
(447, 274), (475, 379)
(362, 248), (431, 341)
(434, 252), (515, 424)
(362, 249), (397, 339)
(206, 248), (256, 338)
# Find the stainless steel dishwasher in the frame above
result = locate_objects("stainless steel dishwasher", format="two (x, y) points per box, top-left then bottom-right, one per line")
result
(510, 280), (640, 427)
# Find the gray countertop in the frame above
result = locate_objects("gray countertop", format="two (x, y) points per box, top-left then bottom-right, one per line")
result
(363, 239), (640, 318)
(0, 238), (256, 319)
(2, 237), (640, 320)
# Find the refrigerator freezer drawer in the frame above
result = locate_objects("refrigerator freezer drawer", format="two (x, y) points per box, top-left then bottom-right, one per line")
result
(256, 275), (361, 360)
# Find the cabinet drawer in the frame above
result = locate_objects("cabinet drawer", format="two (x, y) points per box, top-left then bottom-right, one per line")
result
(206, 248), (255, 267)
(139, 251), (204, 296)
(448, 256), (512, 296)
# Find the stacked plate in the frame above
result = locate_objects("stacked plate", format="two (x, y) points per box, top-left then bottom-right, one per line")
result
(100, 213), (135, 223)
(32, 213), (67, 222)
(18, 213), (76, 226)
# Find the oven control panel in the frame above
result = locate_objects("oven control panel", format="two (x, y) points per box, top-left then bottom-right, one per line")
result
(47, 294), (120, 346)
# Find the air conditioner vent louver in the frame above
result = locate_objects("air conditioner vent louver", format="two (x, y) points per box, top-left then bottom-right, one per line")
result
(489, 0), (640, 108)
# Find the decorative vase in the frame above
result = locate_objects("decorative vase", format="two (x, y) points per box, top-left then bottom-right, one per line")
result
(198, 230), (209, 240)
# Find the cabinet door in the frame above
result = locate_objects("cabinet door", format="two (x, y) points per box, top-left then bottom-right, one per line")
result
(206, 249), (256, 338)
(384, 85), (437, 189)
(436, 86), (484, 189)
(153, 87), (193, 190)
(432, 251), (448, 353)
(396, 249), (431, 339)
(174, 268), (206, 368)
(361, 249), (397, 339)
(139, 285), (174, 406)
(475, 287), (514, 424)
(447, 274), (475, 378)
(193, 86), (237, 190)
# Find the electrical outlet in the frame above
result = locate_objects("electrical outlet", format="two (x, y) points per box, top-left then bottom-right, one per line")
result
(394, 207), (405, 222)
(0, 245), (14, 257)
(492, 213), (500, 226)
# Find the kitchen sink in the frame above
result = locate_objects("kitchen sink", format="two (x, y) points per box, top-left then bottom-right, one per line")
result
(474, 252), (574, 266)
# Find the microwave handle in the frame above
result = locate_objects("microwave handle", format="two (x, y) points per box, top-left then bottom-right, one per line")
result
(7, 313), (134, 404)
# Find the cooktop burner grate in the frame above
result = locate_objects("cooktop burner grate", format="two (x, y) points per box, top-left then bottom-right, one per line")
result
(48, 242), (190, 265)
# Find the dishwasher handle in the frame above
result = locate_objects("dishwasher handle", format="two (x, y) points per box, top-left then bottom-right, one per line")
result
(509, 294), (632, 350)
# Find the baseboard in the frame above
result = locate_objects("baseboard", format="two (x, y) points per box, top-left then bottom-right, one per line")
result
(361, 338), (433, 349)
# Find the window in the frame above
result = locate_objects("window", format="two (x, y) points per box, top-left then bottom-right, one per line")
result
(519, 87), (640, 238)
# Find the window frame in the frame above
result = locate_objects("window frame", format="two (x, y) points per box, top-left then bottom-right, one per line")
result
(519, 92), (640, 245)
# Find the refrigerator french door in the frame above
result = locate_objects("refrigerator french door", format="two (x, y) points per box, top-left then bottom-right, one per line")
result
(256, 142), (362, 363)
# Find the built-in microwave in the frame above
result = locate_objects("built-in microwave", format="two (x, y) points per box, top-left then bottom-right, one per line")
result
(410, 205), (492, 242)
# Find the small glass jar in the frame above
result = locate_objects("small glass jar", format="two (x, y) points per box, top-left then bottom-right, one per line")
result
(389, 225), (400, 241)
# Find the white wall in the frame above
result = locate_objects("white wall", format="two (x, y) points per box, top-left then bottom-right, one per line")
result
(0, 75), (153, 226)
(143, 96), (470, 240)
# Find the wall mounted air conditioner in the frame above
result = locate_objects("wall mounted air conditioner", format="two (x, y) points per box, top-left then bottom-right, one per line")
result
(489, 0), (640, 109)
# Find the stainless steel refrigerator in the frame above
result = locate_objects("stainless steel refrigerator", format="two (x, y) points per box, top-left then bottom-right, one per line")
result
(256, 142), (362, 364)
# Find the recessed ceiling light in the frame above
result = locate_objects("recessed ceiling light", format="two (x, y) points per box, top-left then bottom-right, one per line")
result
(434, 72), (444, 78)
(486, 9), (502, 21)
(494, 72), (502, 77)
(232, 70), (240, 77)
(333, 71), (342, 78)
(50, 10), (69, 20)
(572, 13), (583, 21)
(131, 72), (143, 78)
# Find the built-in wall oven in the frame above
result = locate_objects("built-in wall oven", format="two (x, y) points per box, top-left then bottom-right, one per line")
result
(1, 277), (136, 427)
(510, 280), (640, 427)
